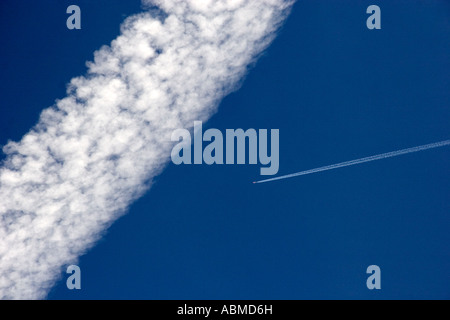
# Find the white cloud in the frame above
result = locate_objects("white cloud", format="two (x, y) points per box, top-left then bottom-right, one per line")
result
(0, 0), (294, 299)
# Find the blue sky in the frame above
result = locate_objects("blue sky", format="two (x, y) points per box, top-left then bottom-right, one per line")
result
(1, 1), (449, 299)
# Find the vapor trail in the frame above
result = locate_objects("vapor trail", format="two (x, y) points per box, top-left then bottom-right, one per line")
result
(254, 140), (450, 184)
(0, 0), (294, 299)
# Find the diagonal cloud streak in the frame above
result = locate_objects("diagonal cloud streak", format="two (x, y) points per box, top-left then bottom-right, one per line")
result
(0, 0), (294, 299)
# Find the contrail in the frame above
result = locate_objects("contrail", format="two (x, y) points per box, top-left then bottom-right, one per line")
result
(0, 0), (295, 299)
(254, 140), (450, 184)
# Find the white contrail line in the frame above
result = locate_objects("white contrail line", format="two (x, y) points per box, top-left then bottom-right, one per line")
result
(0, 0), (295, 299)
(254, 140), (450, 184)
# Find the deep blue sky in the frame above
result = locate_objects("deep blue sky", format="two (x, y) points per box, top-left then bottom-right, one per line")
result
(1, 1), (449, 299)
